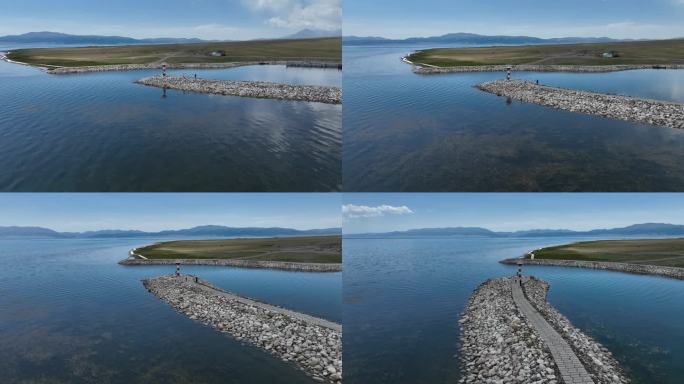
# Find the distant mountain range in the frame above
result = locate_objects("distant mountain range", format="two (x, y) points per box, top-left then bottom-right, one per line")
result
(0, 225), (341, 239)
(0, 30), (340, 46)
(343, 32), (625, 46)
(283, 29), (341, 39)
(349, 223), (684, 238)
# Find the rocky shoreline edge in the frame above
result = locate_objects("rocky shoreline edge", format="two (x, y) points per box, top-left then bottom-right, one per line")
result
(135, 75), (341, 104)
(43, 60), (341, 74)
(121, 257), (341, 272)
(477, 79), (684, 129)
(143, 274), (342, 383)
(410, 62), (684, 74)
(460, 277), (627, 383)
(501, 257), (684, 280)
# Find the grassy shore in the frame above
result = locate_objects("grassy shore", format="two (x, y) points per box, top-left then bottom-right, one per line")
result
(6, 37), (341, 67)
(533, 238), (684, 268)
(135, 236), (341, 264)
(407, 38), (684, 67)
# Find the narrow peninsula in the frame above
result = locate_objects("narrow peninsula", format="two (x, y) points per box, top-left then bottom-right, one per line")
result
(120, 236), (342, 272)
(144, 274), (341, 383)
(501, 238), (684, 280)
(460, 276), (627, 384)
(406, 38), (684, 73)
(4, 37), (342, 73)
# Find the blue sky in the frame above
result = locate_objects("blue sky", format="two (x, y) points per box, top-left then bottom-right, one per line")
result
(0, 0), (341, 40)
(0, 193), (341, 232)
(343, 193), (684, 234)
(344, 0), (684, 39)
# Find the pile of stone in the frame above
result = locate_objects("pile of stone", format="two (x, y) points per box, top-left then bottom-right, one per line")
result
(144, 275), (342, 383)
(459, 277), (561, 383)
(501, 258), (684, 280)
(477, 79), (684, 130)
(413, 64), (684, 74)
(121, 257), (341, 272)
(523, 277), (629, 384)
(136, 75), (342, 104)
(48, 60), (341, 74)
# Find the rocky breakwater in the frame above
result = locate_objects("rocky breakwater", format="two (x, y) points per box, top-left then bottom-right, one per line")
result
(477, 79), (684, 130)
(136, 75), (341, 104)
(459, 277), (561, 383)
(144, 274), (342, 383)
(120, 257), (341, 272)
(413, 63), (684, 74)
(523, 277), (628, 384)
(501, 258), (684, 281)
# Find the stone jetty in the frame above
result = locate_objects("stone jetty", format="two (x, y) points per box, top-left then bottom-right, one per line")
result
(135, 75), (341, 104)
(501, 258), (684, 280)
(46, 60), (341, 74)
(412, 63), (684, 74)
(459, 277), (628, 384)
(144, 274), (342, 383)
(477, 79), (684, 130)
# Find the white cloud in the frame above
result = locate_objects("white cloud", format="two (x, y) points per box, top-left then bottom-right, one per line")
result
(243, 0), (341, 31)
(342, 204), (414, 219)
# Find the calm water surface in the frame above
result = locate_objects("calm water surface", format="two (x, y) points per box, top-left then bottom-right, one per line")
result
(0, 238), (341, 383)
(0, 53), (341, 192)
(343, 236), (684, 384)
(343, 45), (684, 191)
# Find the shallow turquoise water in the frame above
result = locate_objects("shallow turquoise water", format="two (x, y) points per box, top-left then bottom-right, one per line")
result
(0, 238), (341, 383)
(343, 45), (684, 192)
(343, 236), (684, 384)
(0, 56), (341, 192)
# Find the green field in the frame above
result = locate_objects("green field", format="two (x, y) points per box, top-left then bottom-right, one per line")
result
(533, 238), (684, 268)
(136, 236), (341, 264)
(6, 37), (341, 67)
(407, 39), (684, 67)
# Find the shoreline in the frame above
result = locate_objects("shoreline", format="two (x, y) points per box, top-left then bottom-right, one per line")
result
(41, 60), (339, 74)
(460, 276), (627, 383)
(501, 257), (684, 280)
(410, 62), (684, 74)
(477, 79), (684, 130)
(121, 246), (341, 272)
(135, 75), (342, 104)
(144, 274), (341, 383)
(1, 53), (341, 74)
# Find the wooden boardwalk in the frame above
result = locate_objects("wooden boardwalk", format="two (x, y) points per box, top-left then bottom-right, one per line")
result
(511, 278), (595, 384)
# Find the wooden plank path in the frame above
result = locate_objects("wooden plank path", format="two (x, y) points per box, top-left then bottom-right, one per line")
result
(511, 278), (595, 384)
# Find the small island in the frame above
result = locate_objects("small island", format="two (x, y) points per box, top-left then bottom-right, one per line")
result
(120, 235), (342, 272)
(406, 38), (684, 73)
(502, 238), (684, 279)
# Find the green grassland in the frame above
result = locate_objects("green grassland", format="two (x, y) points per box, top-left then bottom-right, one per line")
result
(136, 235), (341, 264)
(407, 39), (684, 67)
(6, 37), (341, 67)
(533, 238), (684, 268)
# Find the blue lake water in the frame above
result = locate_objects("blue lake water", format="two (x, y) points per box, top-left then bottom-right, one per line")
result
(0, 238), (341, 383)
(0, 54), (341, 192)
(343, 45), (684, 192)
(343, 236), (684, 384)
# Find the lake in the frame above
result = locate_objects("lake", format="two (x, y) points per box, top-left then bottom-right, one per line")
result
(0, 238), (341, 383)
(0, 50), (341, 192)
(343, 236), (684, 384)
(343, 44), (684, 192)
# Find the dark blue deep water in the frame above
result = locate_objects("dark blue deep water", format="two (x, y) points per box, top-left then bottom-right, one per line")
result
(0, 54), (341, 192)
(343, 45), (684, 192)
(0, 238), (341, 383)
(343, 236), (684, 384)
